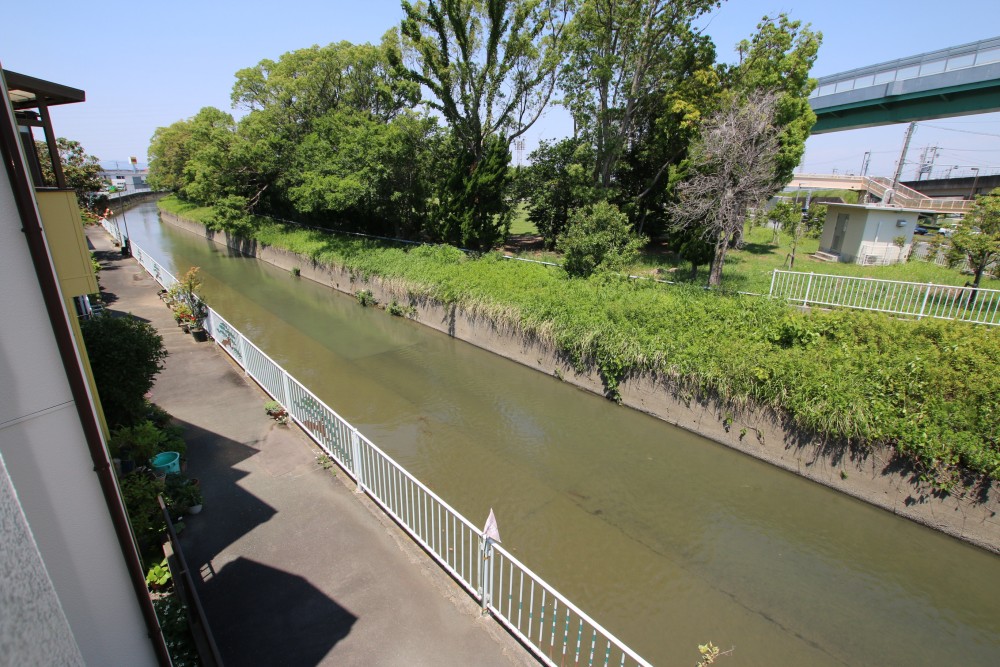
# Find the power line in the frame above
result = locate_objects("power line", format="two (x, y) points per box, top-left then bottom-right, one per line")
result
(920, 124), (1000, 138)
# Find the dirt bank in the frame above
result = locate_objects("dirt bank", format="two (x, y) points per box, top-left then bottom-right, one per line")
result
(159, 210), (1000, 553)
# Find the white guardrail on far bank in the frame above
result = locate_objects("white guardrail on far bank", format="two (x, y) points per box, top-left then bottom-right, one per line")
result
(103, 220), (650, 667)
(770, 270), (1000, 326)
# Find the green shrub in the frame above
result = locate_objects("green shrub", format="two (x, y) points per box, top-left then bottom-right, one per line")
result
(355, 290), (377, 306)
(119, 472), (165, 550)
(82, 315), (167, 428)
(557, 202), (646, 278)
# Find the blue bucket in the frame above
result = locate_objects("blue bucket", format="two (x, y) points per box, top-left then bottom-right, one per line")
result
(150, 451), (181, 475)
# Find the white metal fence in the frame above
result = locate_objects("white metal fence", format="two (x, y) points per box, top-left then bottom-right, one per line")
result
(121, 231), (651, 667)
(770, 270), (1000, 325)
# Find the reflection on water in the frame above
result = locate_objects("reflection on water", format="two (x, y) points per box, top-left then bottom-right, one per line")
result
(123, 203), (1000, 666)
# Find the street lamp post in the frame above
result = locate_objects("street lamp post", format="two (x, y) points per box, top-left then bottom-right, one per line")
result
(969, 167), (980, 201)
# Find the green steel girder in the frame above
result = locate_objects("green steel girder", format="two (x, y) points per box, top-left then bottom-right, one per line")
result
(812, 80), (1000, 133)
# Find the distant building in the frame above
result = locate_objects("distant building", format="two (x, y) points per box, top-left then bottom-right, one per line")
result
(98, 167), (150, 196)
(816, 203), (932, 266)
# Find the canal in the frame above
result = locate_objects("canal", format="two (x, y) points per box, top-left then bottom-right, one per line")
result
(119, 203), (1000, 666)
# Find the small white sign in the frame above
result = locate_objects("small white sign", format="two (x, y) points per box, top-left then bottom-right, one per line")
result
(483, 508), (501, 543)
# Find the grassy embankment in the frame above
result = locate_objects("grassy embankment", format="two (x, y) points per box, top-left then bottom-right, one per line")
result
(159, 196), (1000, 485)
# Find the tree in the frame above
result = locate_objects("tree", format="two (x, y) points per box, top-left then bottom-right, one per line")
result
(396, 0), (570, 249)
(949, 188), (1000, 297)
(148, 121), (194, 192)
(668, 91), (781, 287)
(722, 14), (821, 186)
(523, 137), (597, 247)
(35, 138), (105, 209)
(230, 37), (420, 214)
(768, 200), (799, 245)
(558, 201), (646, 277)
(560, 0), (718, 190)
(82, 315), (167, 429)
(286, 108), (441, 238)
(148, 107), (236, 206)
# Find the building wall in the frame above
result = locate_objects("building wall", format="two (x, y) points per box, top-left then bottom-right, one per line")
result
(821, 206), (918, 264)
(0, 121), (157, 665)
(0, 454), (85, 666)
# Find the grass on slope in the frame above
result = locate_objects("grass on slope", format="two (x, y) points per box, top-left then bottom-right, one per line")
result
(160, 197), (1000, 485)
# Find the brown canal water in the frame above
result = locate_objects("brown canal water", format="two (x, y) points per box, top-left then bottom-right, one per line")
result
(123, 203), (1000, 666)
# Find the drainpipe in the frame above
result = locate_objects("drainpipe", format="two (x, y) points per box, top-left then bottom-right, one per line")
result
(0, 81), (171, 666)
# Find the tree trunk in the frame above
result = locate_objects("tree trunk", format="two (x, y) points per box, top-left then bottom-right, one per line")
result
(967, 265), (985, 308)
(708, 234), (728, 287)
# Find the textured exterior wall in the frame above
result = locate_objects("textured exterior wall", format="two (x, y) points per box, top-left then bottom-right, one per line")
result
(0, 454), (85, 666)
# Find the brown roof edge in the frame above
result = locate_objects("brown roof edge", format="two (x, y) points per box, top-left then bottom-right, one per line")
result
(4, 69), (86, 109)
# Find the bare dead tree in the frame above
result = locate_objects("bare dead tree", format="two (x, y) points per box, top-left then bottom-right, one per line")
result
(669, 91), (782, 287)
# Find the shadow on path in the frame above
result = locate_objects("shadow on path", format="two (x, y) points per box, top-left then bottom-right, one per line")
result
(199, 557), (356, 667)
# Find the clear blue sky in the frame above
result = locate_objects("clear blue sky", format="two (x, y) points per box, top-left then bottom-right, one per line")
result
(4, 0), (998, 181)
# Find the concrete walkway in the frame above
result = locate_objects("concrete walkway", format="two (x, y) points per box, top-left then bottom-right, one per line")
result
(88, 228), (536, 667)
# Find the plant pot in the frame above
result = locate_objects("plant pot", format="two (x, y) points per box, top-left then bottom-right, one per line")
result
(187, 504), (203, 515)
(191, 327), (208, 342)
(181, 323), (191, 334)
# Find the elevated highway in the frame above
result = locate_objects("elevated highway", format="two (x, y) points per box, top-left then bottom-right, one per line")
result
(809, 36), (1000, 133)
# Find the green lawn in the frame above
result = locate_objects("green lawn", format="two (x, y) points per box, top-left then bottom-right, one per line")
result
(508, 203), (538, 236)
(625, 227), (984, 294)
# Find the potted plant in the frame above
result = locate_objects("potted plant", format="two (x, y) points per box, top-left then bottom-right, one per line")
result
(264, 400), (290, 425)
(173, 303), (193, 331)
(145, 558), (172, 591)
(164, 474), (203, 515)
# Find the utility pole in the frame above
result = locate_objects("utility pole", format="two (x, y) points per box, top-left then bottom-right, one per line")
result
(860, 151), (871, 177)
(891, 122), (917, 195)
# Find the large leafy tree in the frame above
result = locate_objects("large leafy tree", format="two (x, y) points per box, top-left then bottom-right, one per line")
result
(560, 0), (719, 190)
(949, 188), (1000, 294)
(148, 107), (236, 206)
(613, 28), (719, 234)
(36, 138), (105, 208)
(524, 137), (597, 247)
(287, 108), (442, 238)
(147, 121), (193, 192)
(396, 0), (570, 249)
(230, 36), (420, 214)
(668, 91), (781, 287)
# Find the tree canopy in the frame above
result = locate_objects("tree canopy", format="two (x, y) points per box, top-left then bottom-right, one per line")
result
(949, 188), (1000, 291)
(36, 138), (105, 209)
(145, 3), (823, 265)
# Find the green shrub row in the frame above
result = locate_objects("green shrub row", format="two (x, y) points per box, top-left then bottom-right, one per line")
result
(160, 198), (1000, 484)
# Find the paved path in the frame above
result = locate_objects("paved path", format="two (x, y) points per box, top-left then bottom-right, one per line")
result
(88, 228), (536, 667)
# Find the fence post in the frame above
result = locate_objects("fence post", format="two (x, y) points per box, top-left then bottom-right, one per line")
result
(803, 273), (815, 307)
(769, 270), (778, 297)
(351, 427), (364, 493)
(480, 536), (493, 616)
(281, 371), (292, 412)
(918, 282), (932, 320)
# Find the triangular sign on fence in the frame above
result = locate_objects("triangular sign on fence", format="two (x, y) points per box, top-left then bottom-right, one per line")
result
(483, 508), (502, 543)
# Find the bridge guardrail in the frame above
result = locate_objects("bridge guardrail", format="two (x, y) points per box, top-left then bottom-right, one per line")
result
(123, 233), (652, 667)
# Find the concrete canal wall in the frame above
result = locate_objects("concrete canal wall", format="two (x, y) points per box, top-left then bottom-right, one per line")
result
(159, 210), (1000, 553)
